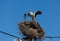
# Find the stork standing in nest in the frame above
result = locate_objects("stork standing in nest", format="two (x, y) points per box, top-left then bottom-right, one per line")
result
(28, 10), (42, 22)
(19, 10), (44, 41)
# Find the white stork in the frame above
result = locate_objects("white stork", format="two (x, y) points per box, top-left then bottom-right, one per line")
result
(28, 10), (42, 21)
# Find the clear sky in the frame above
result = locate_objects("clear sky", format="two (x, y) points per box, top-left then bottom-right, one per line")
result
(0, 0), (60, 41)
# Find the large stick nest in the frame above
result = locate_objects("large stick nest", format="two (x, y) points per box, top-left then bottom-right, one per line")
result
(18, 21), (45, 39)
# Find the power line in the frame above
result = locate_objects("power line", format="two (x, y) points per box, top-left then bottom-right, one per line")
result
(44, 36), (60, 41)
(45, 36), (60, 38)
(0, 31), (60, 41)
(0, 31), (19, 38)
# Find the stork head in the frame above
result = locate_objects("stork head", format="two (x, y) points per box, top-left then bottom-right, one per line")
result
(30, 11), (34, 15)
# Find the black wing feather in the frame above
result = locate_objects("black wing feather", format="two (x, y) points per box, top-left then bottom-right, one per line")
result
(35, 11), (42, 17)
(28, 13), (31, 17)
(23, 14), (26, 18)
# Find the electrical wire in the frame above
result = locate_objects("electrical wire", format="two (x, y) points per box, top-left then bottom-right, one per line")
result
(0, 31), (19, 38)
(0, 31), (60, 41)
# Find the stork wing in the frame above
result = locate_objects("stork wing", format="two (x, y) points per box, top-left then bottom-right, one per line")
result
(35, 11), (42, 17)
(23, 14), (26, 18)
(28, 13), (30, 17)
(24, 14), (26, 16)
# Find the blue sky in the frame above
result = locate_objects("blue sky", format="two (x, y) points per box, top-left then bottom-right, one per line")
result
(0, 0), (60, 41)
